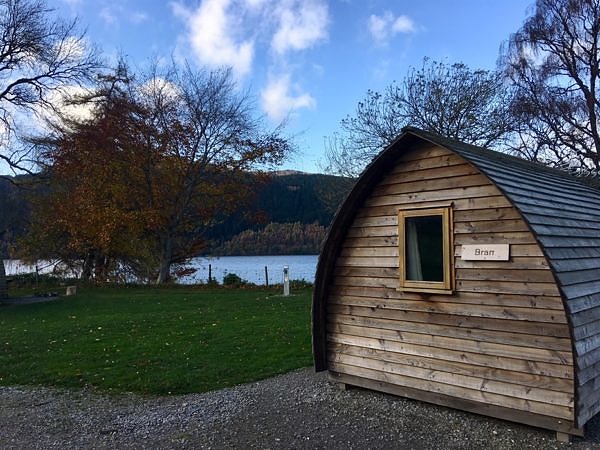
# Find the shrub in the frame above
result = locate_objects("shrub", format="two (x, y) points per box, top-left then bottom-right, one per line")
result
(205, 277), (219, 287)
(7, 273), (68, 288)
(223, 273), (247, 286)
(290, 279), (313, 290)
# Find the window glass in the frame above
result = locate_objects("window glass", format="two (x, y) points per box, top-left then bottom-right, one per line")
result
(405, 215), (443, 282)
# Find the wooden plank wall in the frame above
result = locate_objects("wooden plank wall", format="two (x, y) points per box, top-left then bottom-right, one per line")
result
(326, 143), (575, 428)
(454, 147), (600, 427)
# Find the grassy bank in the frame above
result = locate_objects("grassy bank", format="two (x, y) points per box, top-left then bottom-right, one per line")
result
(0, 285), (313, 395)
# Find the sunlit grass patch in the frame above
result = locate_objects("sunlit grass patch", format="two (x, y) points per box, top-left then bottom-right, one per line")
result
(0, 285), (313, 395)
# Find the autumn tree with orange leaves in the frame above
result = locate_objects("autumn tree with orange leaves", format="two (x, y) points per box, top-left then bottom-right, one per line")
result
(21, 61), (291, 283)
(21, 67), (156, 280)
(0, 0), (100, 296)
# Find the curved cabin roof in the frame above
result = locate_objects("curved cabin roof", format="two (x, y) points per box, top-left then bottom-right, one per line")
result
(313, 126), (600, 371)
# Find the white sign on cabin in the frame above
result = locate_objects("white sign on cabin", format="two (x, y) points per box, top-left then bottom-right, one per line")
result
(461, 244), (510, 261)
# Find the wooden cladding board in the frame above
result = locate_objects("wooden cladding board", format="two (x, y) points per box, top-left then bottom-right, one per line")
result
(326, 143), (575, 425)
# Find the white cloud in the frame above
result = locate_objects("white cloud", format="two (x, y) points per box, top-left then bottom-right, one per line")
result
(171, 0), (255, 79)
(34, 85), (96, 130)
(368, 15), (387, 42)
(261, 74), (315, 122)
(138, 77), (181, 102)
(170, 0), (328, 119)
(56, 86), (96, 123)
(100, 7), (118, 25)
(97, 5), (149, 26)
(55, 36), (87, 61)
(271, 0), (329, 54)
(368, 11), (415, 44)
(130, 11), (149, 24)
(244, 0), (268, 9)
(392, 15), (415, 34)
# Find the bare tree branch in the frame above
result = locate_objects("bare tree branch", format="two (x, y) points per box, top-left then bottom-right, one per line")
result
(0, 0), (101, 173)
(502, 0), (600, 175)
(325, 58), (516, 177)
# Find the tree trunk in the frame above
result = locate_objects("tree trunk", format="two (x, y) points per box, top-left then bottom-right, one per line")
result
(155, 234), (173, 284)
(81, 250), (94, 281)
(94, 254), (109, 282)
(0, 259), (7, 298)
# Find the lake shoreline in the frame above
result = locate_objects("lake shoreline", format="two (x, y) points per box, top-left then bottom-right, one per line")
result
(4, 254), (320, 285)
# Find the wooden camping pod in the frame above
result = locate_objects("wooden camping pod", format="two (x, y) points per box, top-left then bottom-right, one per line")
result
(312, 127), (600, 438)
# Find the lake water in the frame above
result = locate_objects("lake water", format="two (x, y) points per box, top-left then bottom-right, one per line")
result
(3, 254), (320, 285)
(179, 254), (319, 285)
(3, 259), (72, 276)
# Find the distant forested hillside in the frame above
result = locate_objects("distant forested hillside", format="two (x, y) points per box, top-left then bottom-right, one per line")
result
(203, 171), (353, 252)
(1, 171), (353, 258)
(213, 222), (327, 256)
(0, 177), (32, 258)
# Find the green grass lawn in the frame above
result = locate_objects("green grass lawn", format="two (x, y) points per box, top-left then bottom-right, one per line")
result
(0, 285), (313, 395)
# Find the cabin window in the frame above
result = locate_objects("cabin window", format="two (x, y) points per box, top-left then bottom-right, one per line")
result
(398, 206), (453, 293)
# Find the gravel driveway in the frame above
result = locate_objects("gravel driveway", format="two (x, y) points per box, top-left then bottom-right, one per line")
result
(2, 367), (600, 449)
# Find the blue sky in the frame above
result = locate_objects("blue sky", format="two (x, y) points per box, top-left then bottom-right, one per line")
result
(50, 0), (532, 173)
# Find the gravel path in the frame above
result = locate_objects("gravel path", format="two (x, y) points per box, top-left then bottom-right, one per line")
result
(2, 367), (600, 449)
